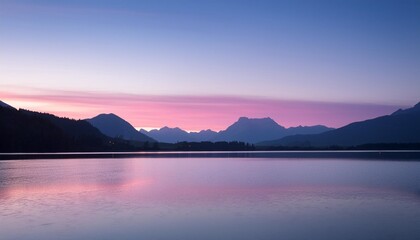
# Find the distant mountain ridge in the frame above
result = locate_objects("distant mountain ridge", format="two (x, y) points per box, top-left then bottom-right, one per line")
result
(212, 117), (333, 143)
(190, 129), (218, 142)
(140, 127), (193, 143)
(286, 125), (335, 135)
(86, 113), (155, 142)
(140, 117), (333, 144)
(140, 127), (218, 143)
(259, 102), (420, 147)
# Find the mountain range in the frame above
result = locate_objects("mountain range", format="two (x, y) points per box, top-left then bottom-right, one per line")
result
(140, 117), (332, 143)
(93, 114), (332, 144)
(139, 127), (218, 143)
(259, 102), (420, 147)
(212, 117), (333, 143)
(2, 99), (420, 152)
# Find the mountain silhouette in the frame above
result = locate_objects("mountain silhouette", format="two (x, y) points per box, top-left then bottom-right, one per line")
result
(0, 105), (134, 152)
(86, 113), (155, 142)
(212, 117), (333, 143)
(90, 115), (331, 144)
(140, 127), (218, 143)
(286, 125), (334, 136)
(2, 99), (419, 151)
(0, 100), (15, 110)
(189, 129), (218, 141)
(140, 127), (193, 143)
(391, 102), (420, 116)
(260, 102), (420, 147)
(213, 117), (286, 143)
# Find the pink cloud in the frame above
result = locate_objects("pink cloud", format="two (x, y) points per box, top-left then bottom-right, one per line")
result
(0, 88), (405, 131)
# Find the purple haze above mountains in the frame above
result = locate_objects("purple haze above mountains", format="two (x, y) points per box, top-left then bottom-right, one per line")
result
(1, 0), (419, 131)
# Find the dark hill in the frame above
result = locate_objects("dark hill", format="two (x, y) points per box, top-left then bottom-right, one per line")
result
(0, 106), (134, 152)
(86, 113), (155, 142)
(260, 102), (420, 147)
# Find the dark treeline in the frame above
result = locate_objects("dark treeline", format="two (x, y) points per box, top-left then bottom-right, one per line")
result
(0, 107), (136, 152)
(351, 143), (420, 150)
(261, 143), (420, 151)
(136, 141), (255, 151)
(174, 141), (255, 151)
(140, 141), (420, 151)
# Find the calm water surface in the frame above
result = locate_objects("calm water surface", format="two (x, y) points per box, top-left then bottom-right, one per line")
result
(1, 154), (420, 240)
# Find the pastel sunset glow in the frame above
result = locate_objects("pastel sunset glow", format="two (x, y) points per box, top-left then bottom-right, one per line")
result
(0, 87), (405, 131)
(1, 0), (419, 130)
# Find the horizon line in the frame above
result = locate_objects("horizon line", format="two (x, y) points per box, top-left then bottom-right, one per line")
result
(0, 87), (410, 131)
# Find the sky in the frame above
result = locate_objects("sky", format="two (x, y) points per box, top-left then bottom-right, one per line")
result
(1, 0), (419, 131)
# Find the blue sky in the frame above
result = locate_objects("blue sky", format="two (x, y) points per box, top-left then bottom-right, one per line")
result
(1, 0), (419, 129)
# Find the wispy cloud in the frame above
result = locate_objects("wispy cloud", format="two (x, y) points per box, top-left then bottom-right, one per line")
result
(0, 87), (405, 131)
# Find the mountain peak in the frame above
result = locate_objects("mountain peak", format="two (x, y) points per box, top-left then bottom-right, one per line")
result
(143, 126), (217, 143)
(231, 117), (282, 130)
(212, 116), (286, 143)
(86, 113), (155, 142)
(236, 117), (277, 125)
(199, 129), (216, 133)
(96, 113), (121, 119)
(238, 116), (273, 121)
(159, 126), (184, 132)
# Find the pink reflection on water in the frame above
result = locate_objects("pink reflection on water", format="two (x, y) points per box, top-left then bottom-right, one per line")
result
(0, 179), (152, 199)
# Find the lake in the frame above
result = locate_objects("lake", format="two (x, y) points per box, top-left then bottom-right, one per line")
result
(1, 152), (420, 240)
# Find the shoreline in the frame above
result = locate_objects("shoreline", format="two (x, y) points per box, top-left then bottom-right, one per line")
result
(1, 150), (420, 160)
